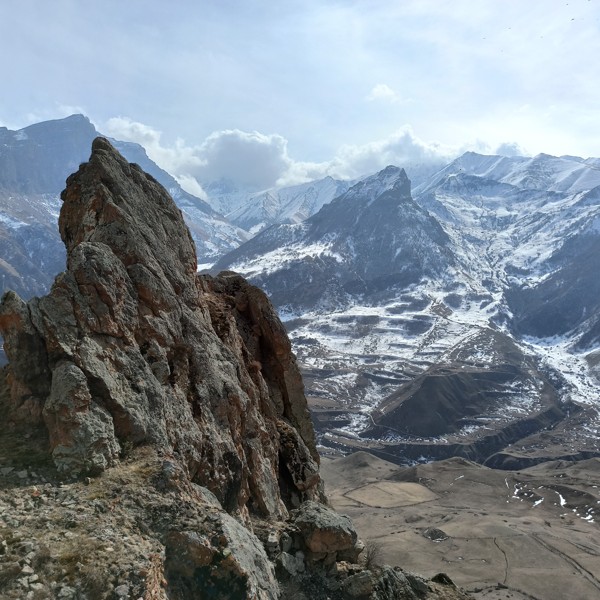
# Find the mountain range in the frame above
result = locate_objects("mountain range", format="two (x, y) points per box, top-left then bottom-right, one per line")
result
(1, 116), (599, 471)
(214, 152), (600, 468)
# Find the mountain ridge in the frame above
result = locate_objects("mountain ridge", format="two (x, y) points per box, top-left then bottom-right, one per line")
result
(211, 152), (600, 468)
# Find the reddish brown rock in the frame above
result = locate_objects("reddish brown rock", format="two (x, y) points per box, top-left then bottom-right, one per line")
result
(0, 138), (321, 519)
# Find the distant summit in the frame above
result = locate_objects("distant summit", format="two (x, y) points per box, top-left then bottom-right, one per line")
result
(0, 114), (97, 194)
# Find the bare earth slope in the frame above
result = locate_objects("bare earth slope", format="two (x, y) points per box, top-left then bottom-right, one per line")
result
(322, 452), (600, 600)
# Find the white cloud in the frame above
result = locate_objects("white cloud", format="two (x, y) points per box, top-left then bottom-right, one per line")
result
(105, 117), (293, 191)
(330, 127), (453, 178)
(174, 174), (208, 200)
(495, 142), (527, 157)
(104, 117), (203, 178)
(194, 130), (293, 190)
(366, 84), (407, 105)
(104, 117), (461, 194)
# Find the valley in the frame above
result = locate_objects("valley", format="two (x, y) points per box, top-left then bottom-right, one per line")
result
(322, 452), (600, 600)
(214, 154), (600, 467)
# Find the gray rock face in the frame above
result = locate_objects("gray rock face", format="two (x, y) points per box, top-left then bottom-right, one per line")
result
(165, 511), (280, 600)
(0, 138), (321, 520)
(43, 361), (120, 474)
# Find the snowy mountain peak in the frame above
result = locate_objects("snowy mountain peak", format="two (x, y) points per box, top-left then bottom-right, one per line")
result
(417, 150), (600, 197)
(218, 175), (352, 233)
(214, 163), (452, 308)
(333, 165), (410, 207)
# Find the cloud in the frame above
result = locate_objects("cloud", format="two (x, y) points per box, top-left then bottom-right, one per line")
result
(174, 175), (209, 200)
(195, 130), (293, 190)
(495, 142), (527, 157)
(329, 127), (453, 179)
(105, 118), (293, 191)
(104, 118), (462, 195)
(104, 117), (203, 178)
(366, 84), (407, 105)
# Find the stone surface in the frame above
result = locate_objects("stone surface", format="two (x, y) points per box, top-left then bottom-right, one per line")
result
(0, 138), (321, 519)
(276, 551), (305, 578)
(43, 361), (120, 474)
(371, 566), (423, 600)
(291, 501), (358, 554)
(343, 570), (375, 598)
(165, 511), (279, 600)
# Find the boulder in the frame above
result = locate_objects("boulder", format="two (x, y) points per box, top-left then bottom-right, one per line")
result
(43, 361), (120, 473)
(165, 511), (279, 600)
(291, 501), (358, 554)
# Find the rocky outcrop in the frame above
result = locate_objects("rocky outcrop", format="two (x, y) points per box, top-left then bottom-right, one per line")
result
(0, 137), (320, 522)
(291, 501), (357, 554)
(165, 510), (280, 600)
(0, 139), (471, 600)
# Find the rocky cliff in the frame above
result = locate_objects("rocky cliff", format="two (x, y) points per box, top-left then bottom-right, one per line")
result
(0, 136), (320, 517)
(0, 139), (470, 599)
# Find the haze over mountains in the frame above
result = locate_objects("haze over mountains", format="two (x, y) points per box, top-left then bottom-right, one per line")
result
(1, 115), (599, 473)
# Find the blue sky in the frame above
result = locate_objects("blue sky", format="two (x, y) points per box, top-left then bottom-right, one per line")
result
(1, 0), (599, 192)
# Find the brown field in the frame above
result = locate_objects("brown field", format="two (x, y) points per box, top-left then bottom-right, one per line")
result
(322, 452), (600, 600)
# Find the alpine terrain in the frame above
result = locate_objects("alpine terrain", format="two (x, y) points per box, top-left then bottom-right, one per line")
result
(0, 120), (599, 599)
(214, 153), (600, 470)
(0, 138), (472, 599)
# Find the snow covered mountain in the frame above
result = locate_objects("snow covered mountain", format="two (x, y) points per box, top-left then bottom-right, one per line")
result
(213, 153), (600, 467)
(414, 151), (600, 196)
(414, 153), (600, 347)
(203, 161), (445, 236)
(214, 166), (455, 308)
(226, 176), (351, 233)
(0, 115), (248, 300)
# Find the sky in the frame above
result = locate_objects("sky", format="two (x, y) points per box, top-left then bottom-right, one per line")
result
(1, 0), (599, 194)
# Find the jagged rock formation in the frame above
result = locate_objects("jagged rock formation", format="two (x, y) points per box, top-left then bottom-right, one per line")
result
(0, 139), (472, 599)
(0, 136), (320, 519)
